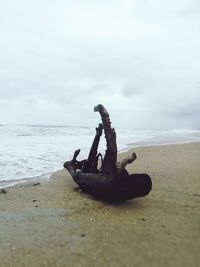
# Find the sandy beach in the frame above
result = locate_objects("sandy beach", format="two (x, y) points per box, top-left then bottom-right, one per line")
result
(0, 142), (200, 267)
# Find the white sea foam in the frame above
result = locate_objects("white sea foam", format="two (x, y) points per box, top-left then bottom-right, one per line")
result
(0, 125), (200, 185)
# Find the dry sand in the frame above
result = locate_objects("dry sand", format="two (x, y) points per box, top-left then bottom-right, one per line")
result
(0, 142), (200, 267)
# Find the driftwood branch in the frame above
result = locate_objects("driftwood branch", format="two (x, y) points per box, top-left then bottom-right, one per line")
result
(83, 123), (103, 173)
(63, 104), (152, 202)
(94, 104), (117, 176)
(117, 152), (137, 174)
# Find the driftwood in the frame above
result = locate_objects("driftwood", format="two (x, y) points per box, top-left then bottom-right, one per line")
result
(64, 104), (152, 202)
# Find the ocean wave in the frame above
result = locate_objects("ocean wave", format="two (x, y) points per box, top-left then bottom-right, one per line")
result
(1, 125), (200, 183)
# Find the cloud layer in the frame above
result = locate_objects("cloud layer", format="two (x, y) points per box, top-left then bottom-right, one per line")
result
(0, 0), (200, 128)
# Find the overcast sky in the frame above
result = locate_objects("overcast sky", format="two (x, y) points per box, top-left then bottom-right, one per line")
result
(0, 0), (200, 129)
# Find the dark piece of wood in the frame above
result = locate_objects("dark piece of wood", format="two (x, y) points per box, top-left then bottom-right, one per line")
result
(63, 104), (152, 202)
(94, 104), (118, 176)
(82, 123), (103, 173)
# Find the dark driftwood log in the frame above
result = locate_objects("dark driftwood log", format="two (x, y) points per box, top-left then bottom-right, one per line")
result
(63, 104), (152, 202)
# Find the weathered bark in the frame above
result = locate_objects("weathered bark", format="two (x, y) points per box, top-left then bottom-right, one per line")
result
(117, 152), (137, 174)
(94, 104), (117, 176)
(93, 105), (137, 176)
(63, 104), (152, 202)
(82, 123), (103, 173)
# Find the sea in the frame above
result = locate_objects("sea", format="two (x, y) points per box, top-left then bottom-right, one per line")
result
(0, 124), (200, 188)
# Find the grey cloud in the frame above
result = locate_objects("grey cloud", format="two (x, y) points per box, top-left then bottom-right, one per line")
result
(0, 0), (200, 128)
(171, 97), (200, 117)
(120, 74), (156, 97)
(121, 83), (142, 97)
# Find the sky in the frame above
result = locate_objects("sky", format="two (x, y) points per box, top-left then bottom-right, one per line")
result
(0, 0), (200, 129)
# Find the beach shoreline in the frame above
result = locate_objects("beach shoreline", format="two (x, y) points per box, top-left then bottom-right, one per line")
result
(1, 124), (200, 185)
(0, 142), (200, 267)
(1, 139), (200, 190)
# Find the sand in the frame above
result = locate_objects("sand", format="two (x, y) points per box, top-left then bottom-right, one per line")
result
(0, 142), (200, 267)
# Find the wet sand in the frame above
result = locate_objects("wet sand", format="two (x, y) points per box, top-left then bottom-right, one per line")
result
(0, 142), (200, 267)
